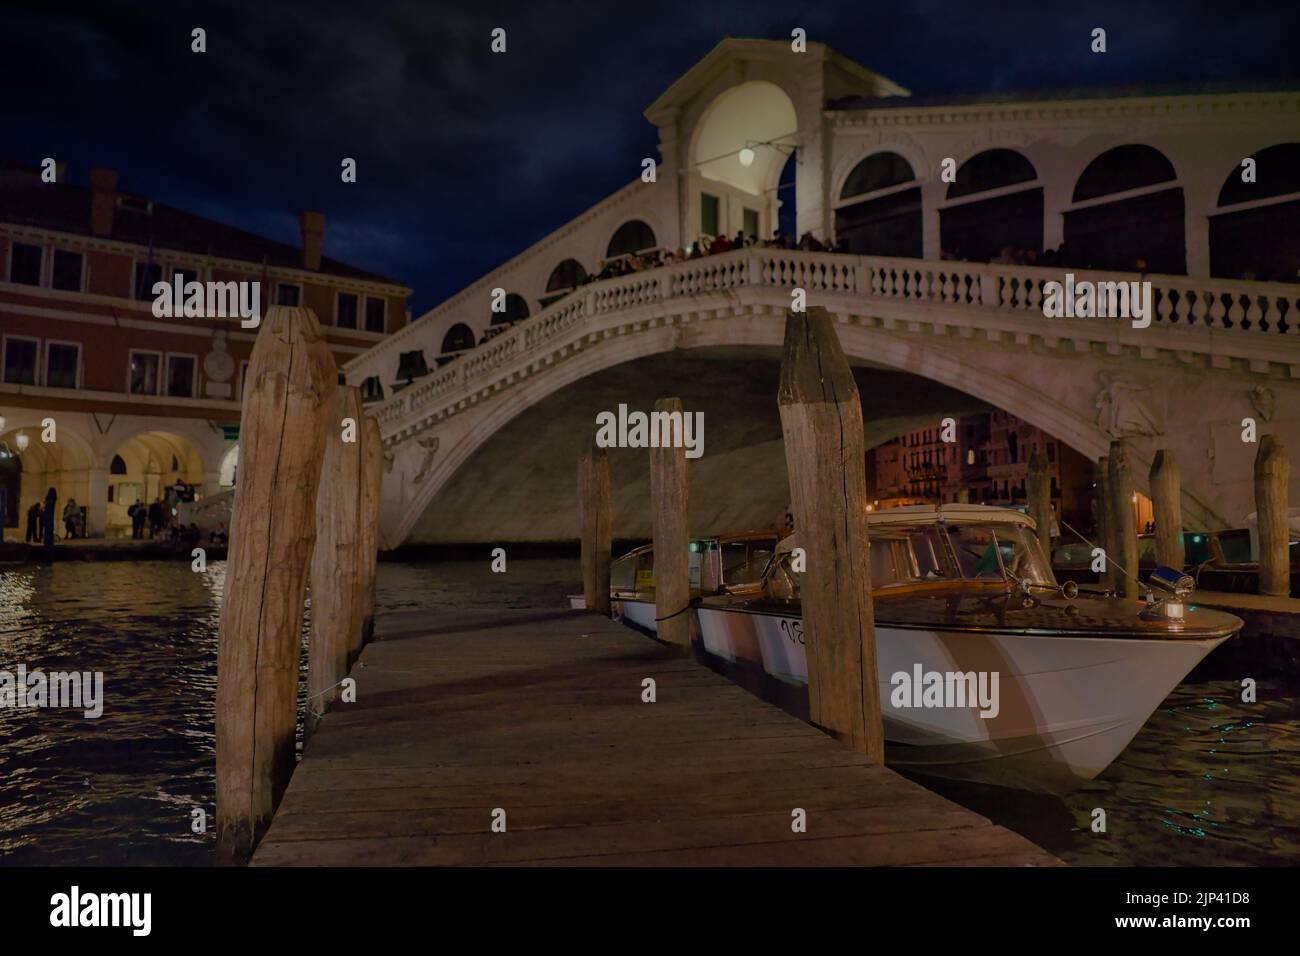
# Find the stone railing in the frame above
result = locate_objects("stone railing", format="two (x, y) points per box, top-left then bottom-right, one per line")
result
(371, 248), (1300, 432)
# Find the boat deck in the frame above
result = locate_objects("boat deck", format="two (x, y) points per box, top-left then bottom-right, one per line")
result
(252, 607), (1060, 866)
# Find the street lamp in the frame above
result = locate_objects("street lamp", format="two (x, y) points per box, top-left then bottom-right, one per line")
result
(15, 431), (29, 452)
(738, 146), (755, 167)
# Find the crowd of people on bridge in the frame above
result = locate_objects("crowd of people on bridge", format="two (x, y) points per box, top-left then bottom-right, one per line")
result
(577, 229), (852, 285)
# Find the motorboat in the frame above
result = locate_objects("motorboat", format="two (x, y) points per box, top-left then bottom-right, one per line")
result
(695, 504), (1241, 792)
(600, 531), (782, 637)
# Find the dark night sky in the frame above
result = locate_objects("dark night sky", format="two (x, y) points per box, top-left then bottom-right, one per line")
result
(3, 0), (1297, 314)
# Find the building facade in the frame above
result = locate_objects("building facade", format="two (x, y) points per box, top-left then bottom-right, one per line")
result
(0, 161), (410, 540)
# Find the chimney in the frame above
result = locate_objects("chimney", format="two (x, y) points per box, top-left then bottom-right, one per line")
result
(90, 167), (119, 237)
(300, 210), (326, 271)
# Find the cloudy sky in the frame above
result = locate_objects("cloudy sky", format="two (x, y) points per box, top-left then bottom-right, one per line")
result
(4, 0), (1296, 313)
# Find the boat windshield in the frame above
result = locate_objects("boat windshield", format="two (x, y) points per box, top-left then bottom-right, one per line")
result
(761, 519), (1056, 600)
(945, 522), (1055, 586)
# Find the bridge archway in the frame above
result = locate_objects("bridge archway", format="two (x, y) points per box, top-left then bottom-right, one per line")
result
(834, 151), (921, 257)
(391, 313), (1124, 546)
(606, 220), (657, 259)
(940, 149), (1042, 263)
(1066, 144), (1184, 273)
(688, 80), (797, 244)
(1210, 142), (1300, 282)
(542, 259), (588, 307)
(106, 430), (206, 536)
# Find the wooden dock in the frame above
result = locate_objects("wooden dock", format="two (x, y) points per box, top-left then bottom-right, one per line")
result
(252, 608), (1060, 866)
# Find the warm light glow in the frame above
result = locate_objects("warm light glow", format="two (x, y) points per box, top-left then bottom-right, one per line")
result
(737, 147), (755, 167)
(0, 414), (6, 433)
(1131, 492), (1138, 503)
(15, 431), (29, 452)
(865, 504), (874, 512)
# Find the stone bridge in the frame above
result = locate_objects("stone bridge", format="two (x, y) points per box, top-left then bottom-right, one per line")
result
(351, 248), (1300, 548)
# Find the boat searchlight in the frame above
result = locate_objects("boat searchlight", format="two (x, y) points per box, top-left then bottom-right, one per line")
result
(1141, 565), (1195, 623)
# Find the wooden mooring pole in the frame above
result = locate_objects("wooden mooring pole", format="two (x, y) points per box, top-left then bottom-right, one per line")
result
(1255, 435), (1291, 597)
(1095, 456), (1114, 590)
(650, 396), (690, 648)
(215, 306), (336, 863)
(578, 442), (612, 616)
(306, 384), (364, 742)
(778, 307), (883, 762)
(1108, 440), (1140, 599)
(356, 414), (384, 651)
(1149, 449), (1184, 570)
(1027, 448), (1052, 554)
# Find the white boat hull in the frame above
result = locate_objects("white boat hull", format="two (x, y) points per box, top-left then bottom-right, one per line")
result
(695, 605), (1226, 791)
(612, 597), (658, 634)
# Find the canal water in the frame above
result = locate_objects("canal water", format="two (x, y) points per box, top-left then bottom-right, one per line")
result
(0, 558), (1296, 866)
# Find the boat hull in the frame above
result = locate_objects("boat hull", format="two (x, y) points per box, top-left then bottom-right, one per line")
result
(695, 604), (1227, 792)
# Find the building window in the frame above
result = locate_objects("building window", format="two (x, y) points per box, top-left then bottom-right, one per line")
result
(133, 261), (163, 300)
(45, 342), (80, 389)
(336, 292), (358, 329)
(276, 282), (301, 307)
(51, 249), (85, 292)
(2, 336), (39, 385)
(9, 242), (43, 286)
(166, 354), (197, 398)
(173, 266), (200, 288)
(701, 193), (720, 236)
(128, 350), (162, 395)
(364, 297), (386, 333)
(110, 454), (128, 475)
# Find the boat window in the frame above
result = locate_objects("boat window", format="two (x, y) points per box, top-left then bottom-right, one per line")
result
(909, 530), (948, 579)
(610, 553), (637, 590)
(722, 538), (777, 587)
(1183, 532), (1213, 566)
(946, 525), (1005, 580)
(1217, 529), (1253, 564)
(763, 553), (800, 601)
(995, 524), (1056, 585)
(634, 549), (656, 590)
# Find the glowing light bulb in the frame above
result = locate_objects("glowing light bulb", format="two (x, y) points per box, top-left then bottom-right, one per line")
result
(738, 147), (755, 167)
(15, 431), (29, 452)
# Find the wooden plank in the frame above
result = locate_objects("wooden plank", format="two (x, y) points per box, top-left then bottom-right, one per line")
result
(253, 608), (1058, 867)
(578, 443), (612, 615)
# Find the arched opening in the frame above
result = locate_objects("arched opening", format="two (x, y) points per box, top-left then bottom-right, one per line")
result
(219, 444), (239, 488)
(106, 431), (206, 538)
(0, 425), (94, 540)
(1211, 143), (1300, 282)
(606, 220), (658, 259)
(1065, 145), (1184, 274)
(940, 149), (1042, 263)
(835, 151), (921, 257)
(491, 293), (530, 327)
(541, 259), (588, 308)
(110, 454), (128, 475)
(0, 446), (20, 537)
(690, 80), (798, 245)
(438, 323), (476, 366)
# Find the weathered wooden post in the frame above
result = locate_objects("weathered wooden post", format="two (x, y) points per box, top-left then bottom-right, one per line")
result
(306, 384), (364, 741)
(578, 442), (612, 616)
(1027, 448), (1052, 554)
(1149, 449), (1184, 570)
(778, 306), (884, 762)
(650, 396), (690, 648)
(1255, 435), (1291, 597)
(355, 414), (384, 651)
(216, 307), (336, 863)
(1108, 440), (1140, 599)
(1096, 456), (1114, 589)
